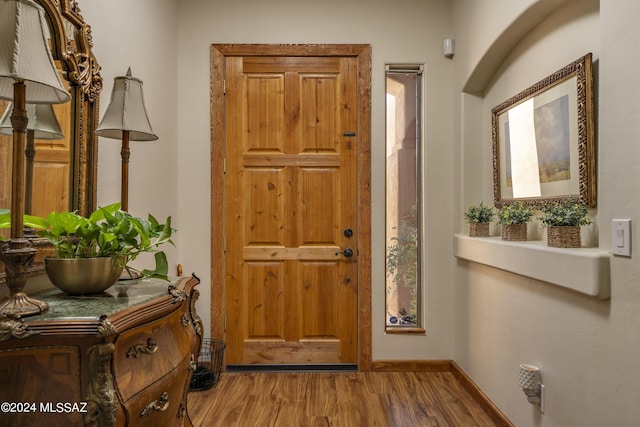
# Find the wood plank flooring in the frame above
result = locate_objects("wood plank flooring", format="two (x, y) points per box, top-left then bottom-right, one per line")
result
(188, 371), (500, 426)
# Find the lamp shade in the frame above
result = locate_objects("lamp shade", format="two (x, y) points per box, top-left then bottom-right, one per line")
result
(0, 102), (64, 139)
(0, 0), (70, 104)
(96, 68), (158, 141)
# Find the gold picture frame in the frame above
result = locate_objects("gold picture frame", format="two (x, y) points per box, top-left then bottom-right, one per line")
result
(492, 53), (595, 207)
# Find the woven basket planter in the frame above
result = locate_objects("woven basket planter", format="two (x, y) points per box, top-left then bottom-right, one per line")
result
(501, 223), (527, 241)
(547, 226), (581, 248)
(469, 222), (490, 237)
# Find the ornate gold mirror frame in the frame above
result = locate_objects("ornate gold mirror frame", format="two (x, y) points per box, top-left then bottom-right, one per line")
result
(0, 0), (102, 284)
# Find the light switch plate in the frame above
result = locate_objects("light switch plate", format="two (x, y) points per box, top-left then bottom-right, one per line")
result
(612, 219), (631, 257)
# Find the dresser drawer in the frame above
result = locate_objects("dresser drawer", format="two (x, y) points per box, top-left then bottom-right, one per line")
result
(113, 307), (195, 402)
(0, 346), (82, 427)
(123, 357), (193, 427)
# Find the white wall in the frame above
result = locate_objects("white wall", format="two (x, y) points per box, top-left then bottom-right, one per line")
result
(82, 0), (180, 266)
(453, 0), (640, 426)
(81, 0), (455, 360)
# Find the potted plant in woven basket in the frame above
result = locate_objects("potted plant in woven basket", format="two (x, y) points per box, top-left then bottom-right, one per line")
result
(539, 198), (592, 248)
(464, 202), (494, 237)
(496, 201), (534, 241)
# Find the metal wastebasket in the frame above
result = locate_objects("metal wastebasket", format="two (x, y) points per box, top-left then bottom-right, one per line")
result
(189, 339), (225, 391)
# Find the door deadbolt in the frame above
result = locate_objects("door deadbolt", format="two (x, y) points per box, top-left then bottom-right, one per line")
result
(335, 248), (354, 257)
(343, 228), (353, 238)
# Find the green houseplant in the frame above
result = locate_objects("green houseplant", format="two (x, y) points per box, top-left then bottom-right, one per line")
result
(496, 201), (534, 241)
(464, 202), (494, 237)
(386, 205), (418, 325)
(539, 198), (591, 248)
(2, 203), (176, 294)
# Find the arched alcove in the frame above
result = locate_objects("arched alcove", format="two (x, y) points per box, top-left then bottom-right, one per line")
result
(463, 0), (574, 95)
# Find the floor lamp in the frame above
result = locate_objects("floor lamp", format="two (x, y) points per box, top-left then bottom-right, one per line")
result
(96, 67), (158, 212)
(0, 0), (70, 317)
(0, 103), (65, 216)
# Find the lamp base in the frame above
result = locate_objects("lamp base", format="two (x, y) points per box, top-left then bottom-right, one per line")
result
(0, 239), (49, 317)
(0, 292), (49, 317)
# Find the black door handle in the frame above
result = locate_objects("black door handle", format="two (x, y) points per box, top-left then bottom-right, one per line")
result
(335, 248), (354, 258)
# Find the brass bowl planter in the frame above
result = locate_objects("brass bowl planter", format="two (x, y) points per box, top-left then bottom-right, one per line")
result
(44, 256), (123, 295)
(26, 202), (175, 283)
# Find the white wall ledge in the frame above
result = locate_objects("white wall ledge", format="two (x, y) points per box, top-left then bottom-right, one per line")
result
(453, 234), (611, 299)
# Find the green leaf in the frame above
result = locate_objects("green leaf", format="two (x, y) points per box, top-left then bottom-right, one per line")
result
(140, 251), (170, 281)
(24, 214), (48, 229)
(0, 212), (9, 229)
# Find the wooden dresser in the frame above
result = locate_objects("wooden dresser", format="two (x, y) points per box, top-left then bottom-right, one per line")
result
(0, 275), (203, 427)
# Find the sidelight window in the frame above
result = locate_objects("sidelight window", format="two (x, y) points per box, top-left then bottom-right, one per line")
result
(385, 65), (422, 329)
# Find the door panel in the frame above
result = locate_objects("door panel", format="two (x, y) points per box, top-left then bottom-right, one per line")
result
(225, 56), (358, 365)
(0, 100), (71, 219)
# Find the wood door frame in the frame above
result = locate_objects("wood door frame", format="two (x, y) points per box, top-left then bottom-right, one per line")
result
(210, 44), (372, 371)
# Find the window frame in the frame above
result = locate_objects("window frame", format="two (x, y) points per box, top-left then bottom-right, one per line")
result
(384, 64), (425, 333)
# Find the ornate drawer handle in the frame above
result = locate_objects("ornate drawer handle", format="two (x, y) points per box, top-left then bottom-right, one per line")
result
(189, 354), (197, 372)
(140, 392), (170, 416)
(126, 337), (158, 358)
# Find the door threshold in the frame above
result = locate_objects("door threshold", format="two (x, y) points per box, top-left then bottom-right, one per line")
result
(226, 364), (358, 373)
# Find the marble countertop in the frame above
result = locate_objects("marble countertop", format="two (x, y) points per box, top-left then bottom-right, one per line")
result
(27, 278), (177, 321)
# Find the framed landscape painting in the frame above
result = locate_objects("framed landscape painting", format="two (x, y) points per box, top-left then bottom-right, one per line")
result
(492, 53), (595, 207)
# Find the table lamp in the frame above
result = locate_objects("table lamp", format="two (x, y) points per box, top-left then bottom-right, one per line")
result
(96, 67), (157, 212)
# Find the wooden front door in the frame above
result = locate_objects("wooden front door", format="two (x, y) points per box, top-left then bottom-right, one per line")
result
(223, 53), (359, 366)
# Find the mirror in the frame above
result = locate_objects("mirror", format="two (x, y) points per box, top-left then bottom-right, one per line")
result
(0, 0), (102, 283)
(492, 53), (595, 208)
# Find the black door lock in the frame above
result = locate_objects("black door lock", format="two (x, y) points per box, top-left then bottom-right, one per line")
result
(335, 248), (354, 257)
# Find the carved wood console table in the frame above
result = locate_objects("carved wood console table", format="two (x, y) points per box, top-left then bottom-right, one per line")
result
(0, 275), (203, 427)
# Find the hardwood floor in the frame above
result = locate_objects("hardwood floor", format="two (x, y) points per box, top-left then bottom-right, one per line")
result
(188, 371), (500, 426)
